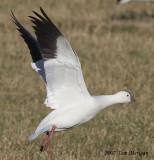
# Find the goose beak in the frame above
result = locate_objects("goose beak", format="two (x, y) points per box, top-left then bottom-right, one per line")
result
(131, 96), (136, 102)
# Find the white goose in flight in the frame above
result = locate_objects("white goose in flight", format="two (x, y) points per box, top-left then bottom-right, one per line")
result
(11, 7), (135, 152)
(118, 0), (154, 4)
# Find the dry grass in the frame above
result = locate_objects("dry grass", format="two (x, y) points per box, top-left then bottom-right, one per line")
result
(0, 0), (154, 159)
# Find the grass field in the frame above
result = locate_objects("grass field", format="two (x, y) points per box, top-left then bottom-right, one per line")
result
(0, 0), (154, 159)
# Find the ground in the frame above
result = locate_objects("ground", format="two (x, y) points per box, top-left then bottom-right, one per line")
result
(0, 0), (154, 159)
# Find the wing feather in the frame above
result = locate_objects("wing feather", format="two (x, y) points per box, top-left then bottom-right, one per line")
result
(11, 12), (46, 83)
(29, 7), (62, 59)
(11, 11), (42, 62)
(30, 8), (90, 109)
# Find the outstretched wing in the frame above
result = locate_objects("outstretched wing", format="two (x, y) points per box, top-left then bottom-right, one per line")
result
(30, 8), (90, 109)
(11, 12), (46, 83)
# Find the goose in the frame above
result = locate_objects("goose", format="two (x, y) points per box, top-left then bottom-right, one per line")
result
(11, 7), (135, 152)
(118, 0), (154, 4)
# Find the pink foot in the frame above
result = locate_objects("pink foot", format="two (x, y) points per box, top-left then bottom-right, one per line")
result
(40, 125), (56, 152)
(40, 132), (50, 148)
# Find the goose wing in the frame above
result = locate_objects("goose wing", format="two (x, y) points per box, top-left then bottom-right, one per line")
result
(29, 8), (90, 109)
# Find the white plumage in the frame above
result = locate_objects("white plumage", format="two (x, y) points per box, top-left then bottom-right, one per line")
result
(12, 7), (135, 151)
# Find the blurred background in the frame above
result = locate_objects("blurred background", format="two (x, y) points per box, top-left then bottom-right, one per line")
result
(0, 0), (154, 159)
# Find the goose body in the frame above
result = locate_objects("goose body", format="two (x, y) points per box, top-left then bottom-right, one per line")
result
(12, 8), (135, 151)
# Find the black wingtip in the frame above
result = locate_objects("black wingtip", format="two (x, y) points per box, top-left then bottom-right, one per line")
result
(40, 7), (46, 16)
(11, 10), (17, 24)
(29, 7), (63, 59)
(10, 10), (14, 17)
(40, 7), (44, 14)
(11, 11), (42, 62)
(39, 7), (52, 23)
(40, 6), (43, 11)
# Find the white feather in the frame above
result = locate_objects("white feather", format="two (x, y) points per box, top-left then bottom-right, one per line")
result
(28, 16), (133, 142)
(31, 36), (90, 109)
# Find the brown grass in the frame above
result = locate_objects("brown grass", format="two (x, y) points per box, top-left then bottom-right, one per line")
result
(0, 0), (154, 159)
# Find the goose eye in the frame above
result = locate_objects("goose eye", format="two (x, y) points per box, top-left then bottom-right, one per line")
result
(127, 95), (129, 97)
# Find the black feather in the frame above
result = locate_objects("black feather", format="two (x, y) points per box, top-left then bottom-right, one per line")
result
(29, 7), (62, 59)
(11, 11), (42, 62)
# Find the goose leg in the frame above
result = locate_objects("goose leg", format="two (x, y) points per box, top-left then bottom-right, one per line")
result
(40, 125), (56, 152)
(40, 131), (50, 147)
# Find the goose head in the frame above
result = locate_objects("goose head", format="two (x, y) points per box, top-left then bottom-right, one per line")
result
(114, 91), (135, 103)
